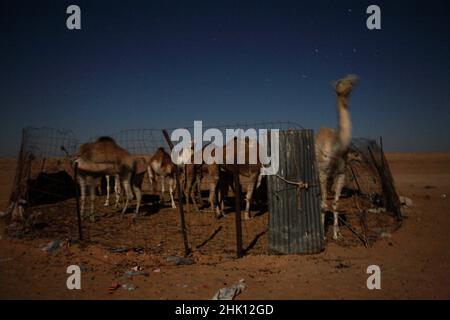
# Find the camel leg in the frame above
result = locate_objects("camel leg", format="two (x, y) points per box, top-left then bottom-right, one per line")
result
(207, 166), (222, 217)
(132, 184), (142, 220)
(208, 181), (216, 213)
(147, 166), (154, 191)
(97, 180), (102, 196)
(195, 174), (202, 205)
(160, 175), (166, 205)
(121, 179), (133, 218)
(216, 184), (223, 215)
(217, 179), (229, 217)
(332, 172), (346, 240)
(169, 177), (176, 209)
(319, 171), (328, 235)
(78, 176), (86, 219)
(209, 179), (222, 218)
(114, 174), (121, 208)
(243, 179), (256, 220)
(186, 168), (201, 212)
(104, 175), (110, 206)
(190, 177), (200, 211)
(214, 187), (223, 218)
(89, 184), (96, 222)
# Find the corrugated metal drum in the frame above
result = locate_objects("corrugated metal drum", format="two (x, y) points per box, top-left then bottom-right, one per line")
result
(267, 129), (324, 254)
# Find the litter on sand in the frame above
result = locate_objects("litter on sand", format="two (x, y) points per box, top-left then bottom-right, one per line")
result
(123, 270), (149, 278)
(399, 196), (413, 207)
(40, 240), (61, 253)
(367, 207), (387, 213)
(335, 262), (350, 269)
(108, 246), (130, 253)
(80, 266), (91, 272)
(212, 279), (247, 300)
(166, 256), (195, 266)
(122, 283), (136, 291)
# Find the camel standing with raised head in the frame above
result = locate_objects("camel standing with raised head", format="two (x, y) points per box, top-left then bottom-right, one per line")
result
(315, 74), (359, 239)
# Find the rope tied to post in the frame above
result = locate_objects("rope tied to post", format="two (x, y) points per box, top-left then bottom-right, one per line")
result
(275, 174), (309, 189)
(275, 174), (309, 210)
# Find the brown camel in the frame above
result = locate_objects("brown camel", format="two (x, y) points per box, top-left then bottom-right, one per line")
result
(74, 137), (142, 221)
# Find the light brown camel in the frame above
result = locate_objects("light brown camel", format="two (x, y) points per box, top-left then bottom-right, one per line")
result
(179, 138), (262, 220)
(147, 147), (177, 208)
(315, 74), (359, 239)
(221, 137), (262, 220)
(182, 142), (224, 215)
(183, 150), (205, 213)
(201, 137), (262, 220)
(74, 137), (142, 221)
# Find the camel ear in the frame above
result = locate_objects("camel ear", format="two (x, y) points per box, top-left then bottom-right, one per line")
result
(345, 74), (359, 87)
(332, 74), (359, 88)
(331, 80), (338, 89)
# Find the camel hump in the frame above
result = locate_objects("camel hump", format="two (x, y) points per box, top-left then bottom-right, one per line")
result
(78, 143), (93, 160)
(334, 74), (359, 96)
(96, 136), (117, 144)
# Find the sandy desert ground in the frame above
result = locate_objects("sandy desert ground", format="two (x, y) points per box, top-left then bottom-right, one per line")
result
(0, 152), (449, 299)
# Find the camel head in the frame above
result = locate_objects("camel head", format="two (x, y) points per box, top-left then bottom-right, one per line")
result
(334, 74), (359, 97)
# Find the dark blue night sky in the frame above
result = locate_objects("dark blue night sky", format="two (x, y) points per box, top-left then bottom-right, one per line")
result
(1, 0), (449, 155)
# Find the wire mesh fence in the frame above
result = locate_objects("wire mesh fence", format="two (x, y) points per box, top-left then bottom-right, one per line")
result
(332, 138), (402, 247)
(4, 123), (401, 256)
(6, 122), (302, 257)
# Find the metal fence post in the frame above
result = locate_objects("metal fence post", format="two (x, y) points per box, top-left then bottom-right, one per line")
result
(73, 162), (83, 241)
(233, 164), (243, 258)
(162, 129), (191, 257)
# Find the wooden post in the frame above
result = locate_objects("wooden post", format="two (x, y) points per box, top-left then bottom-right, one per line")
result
(162, 129), (191, 257)
(379, 136), (384, 172)
(233, 164), (243, 258)
(9, 129), (26, 205)
(73, 162), (83, 241)
(349, 164), (362, 194)
(368, 145), (403, 221)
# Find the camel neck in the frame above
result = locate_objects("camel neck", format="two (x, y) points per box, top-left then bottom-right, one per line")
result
(336, 95), (352, 150)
